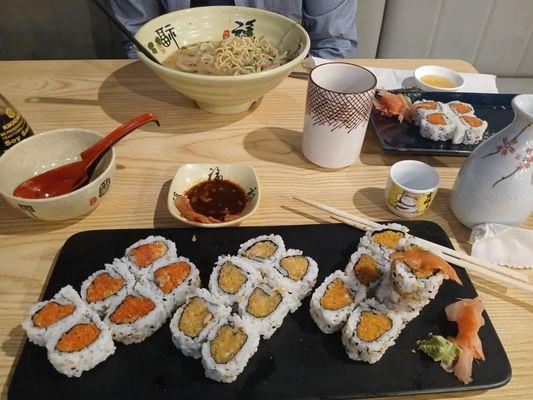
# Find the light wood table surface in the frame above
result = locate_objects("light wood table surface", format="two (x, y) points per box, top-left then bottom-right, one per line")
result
(0, 58), (531, 400)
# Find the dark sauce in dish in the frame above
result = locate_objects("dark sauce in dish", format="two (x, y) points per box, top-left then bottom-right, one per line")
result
(185, 179), (246, 222)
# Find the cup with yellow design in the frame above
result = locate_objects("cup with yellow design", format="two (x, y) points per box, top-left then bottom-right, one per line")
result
(385, 160), (439, 218)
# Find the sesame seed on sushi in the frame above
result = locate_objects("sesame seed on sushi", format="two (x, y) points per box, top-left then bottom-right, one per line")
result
(170, 288), (231, 359)
(45, 309), (115, 378)
(22, 285), (88, 347)
(344, 247), (389, 292)
(104, 282), (167, 345)
(237, 234), (286, 274)
(310, 270), (366, 334)
(448, 101), (475, 116)
(418, 111), (456, 141)
(201, 314), (260, 383)
(411, 100), (447, 124)
(359, 223), (411, 259)
(457, 115), (487, 145)
(140, 256), (201, 315)
(123, 235), (177, 278)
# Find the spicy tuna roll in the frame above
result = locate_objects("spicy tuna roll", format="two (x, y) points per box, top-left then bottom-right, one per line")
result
(341, 299), (403, 364)
(418, 111), (456, 141)
(454, 115), (487, 145)
(208, 256), (262, 306)
(344, 247), (389, 292)
(411, 100), (447, 124)
(238, 280), (297, 339)
(170, 288), (231, 359)
(104, 282), (167, 344)
(23, 285), (87, 347)
(141, 256), (201, 315)
(447, 101), (475, 116)
(201, 314), (260, 383)
(46, 309), (115, 377)
(124, 235), (177, 277)
(309, 270), (366, 334)
(238, 234), (286, 274)
(80, 259), (135, 316)
(266, 249), (318, 303)
(359, 223), (410, 259)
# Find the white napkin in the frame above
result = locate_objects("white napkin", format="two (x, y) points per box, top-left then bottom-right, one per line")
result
(306, 57), (499, 93)
(470, 223), (533, 269)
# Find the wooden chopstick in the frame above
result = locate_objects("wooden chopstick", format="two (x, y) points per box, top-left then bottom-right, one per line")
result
(292, 196), (531, 288)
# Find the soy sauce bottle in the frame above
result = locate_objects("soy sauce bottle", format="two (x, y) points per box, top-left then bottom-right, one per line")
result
(0, 93), (34, 155)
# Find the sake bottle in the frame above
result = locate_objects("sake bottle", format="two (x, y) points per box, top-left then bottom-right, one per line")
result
(0, 93), (34, 155)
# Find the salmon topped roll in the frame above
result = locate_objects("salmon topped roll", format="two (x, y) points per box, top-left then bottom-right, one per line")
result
(208, 255), (262, 307)
(359, 223), (411, 259)
(238, 234), (286, 274)
(23, 285), (87, 347)
(124, 235), (177, 277)
(342, 299), (403, 364)
(80, 259), (135, 316)
(170, 288), (231, 359)
(141, 256), (201, 315)
(45, 309), (115, 377)
(104, 282), (167, 344)
(201, 314), (260, 383)
(345, 247), (389, 292)
(309, 270), (366, 334)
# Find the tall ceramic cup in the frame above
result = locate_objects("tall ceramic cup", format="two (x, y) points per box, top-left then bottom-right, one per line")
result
(302, 62), (376, 168)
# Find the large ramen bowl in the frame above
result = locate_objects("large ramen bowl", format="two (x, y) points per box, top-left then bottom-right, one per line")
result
(135, 6), (310, 114)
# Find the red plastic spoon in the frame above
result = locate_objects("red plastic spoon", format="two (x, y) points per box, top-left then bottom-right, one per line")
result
(13, 113), (159, 199)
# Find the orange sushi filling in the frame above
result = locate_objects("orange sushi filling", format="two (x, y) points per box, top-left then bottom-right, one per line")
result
(416, 101), (438, 110)
(129, 241), (168, 267)
(86, 273), (126, 303)
(154, 261), (191, 294)
(32, 302), (75, 329)
(320, 278), (353, 310)
(371, 230), (404, 249)
(109, 295), (155, 324)
(357, 311), (392, 342)
(426, 113), (448, 125)
(55, 323), (100, 352)
(450, 103), (471, 114)
(354, 254), (381, 285)
(461, 115), (483, 127)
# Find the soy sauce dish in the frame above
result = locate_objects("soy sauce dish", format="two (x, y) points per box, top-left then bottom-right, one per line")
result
(167, 163), (260, 227)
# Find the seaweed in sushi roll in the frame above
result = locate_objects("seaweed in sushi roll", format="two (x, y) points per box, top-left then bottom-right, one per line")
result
(344, 247), (389, 291)
(359, 223), (411, 258)
(238, 234), (286, 273)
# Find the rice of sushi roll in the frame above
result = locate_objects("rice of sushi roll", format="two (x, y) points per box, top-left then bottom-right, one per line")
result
(411, 100), (446, 124)
(46, 309), (115, 378)
(140, 256), (201, 315)
(265, 249), (318, 302)
(22, 285), (88, 347)
(358, 223), (410, 259)
(344, 247), (389, 292)
(309, 270), (366, 334)
(447, 101), (475, 116)
(238, 281), (297, 339)
(237, 234), (286, 274)
(201, 314), (260, 383)
(170, 288), (231, 359)
(341, 298), (403, 364)
(418, 111), (456, 141)
(104, 282), (167, 344)
(454, 115), (488, 145)
(80, 259), (135, 316)
(208, 255), (262, 307)
(124, 235), (177, 278)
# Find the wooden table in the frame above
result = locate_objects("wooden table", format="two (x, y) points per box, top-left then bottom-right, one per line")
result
(0, 59), (531, 400)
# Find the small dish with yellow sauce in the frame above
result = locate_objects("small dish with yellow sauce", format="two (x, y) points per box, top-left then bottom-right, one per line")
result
(414, 66), (464, 92)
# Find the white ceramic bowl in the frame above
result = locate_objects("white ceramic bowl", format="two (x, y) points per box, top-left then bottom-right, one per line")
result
(167, 163), (260, 227)
(135, 6), (310, 114)
(414, 65), (464, 92)
(0, 129), (115, 221)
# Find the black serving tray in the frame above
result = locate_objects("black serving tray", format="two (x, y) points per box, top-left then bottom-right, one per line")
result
(9, 222), (511, 400)
(370, 92), (516, 156)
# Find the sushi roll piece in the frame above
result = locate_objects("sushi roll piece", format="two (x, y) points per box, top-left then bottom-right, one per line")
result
(124, 235), (177, 278)
(141, 256), (201, 315)
(418, 111), (456, 141)
(265, 249), (319, 302)
(448, 101), (475, 116)
(344, 247), (389, 292)
(170, 288), (231, 359)
(341, 298), (403, 364)
(104, 282), (167, 344)
(309, 270), (366, 334)
(208, 255), (262, 307)
(359, 223), (411, 259)
(237, 234), (286, 273)
(455, 115), (488, 145)
(411, 100), (447, 124)
(238, 280), (298, 339)
(22, 285), (88, 347)
(80, 259), (135, 316)
(201, 314), (260, 383)
(46, 309), (115, 377)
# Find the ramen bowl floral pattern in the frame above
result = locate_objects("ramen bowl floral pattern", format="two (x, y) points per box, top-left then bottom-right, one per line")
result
(167, 163), (260, 228)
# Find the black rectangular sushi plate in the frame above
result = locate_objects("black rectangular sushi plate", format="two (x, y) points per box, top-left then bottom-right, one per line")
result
(370, 92), (516, 156)
(9, 222), (511, 400)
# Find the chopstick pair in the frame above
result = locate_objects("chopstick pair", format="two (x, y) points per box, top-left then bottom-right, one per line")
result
(293, 196), (533, 294)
